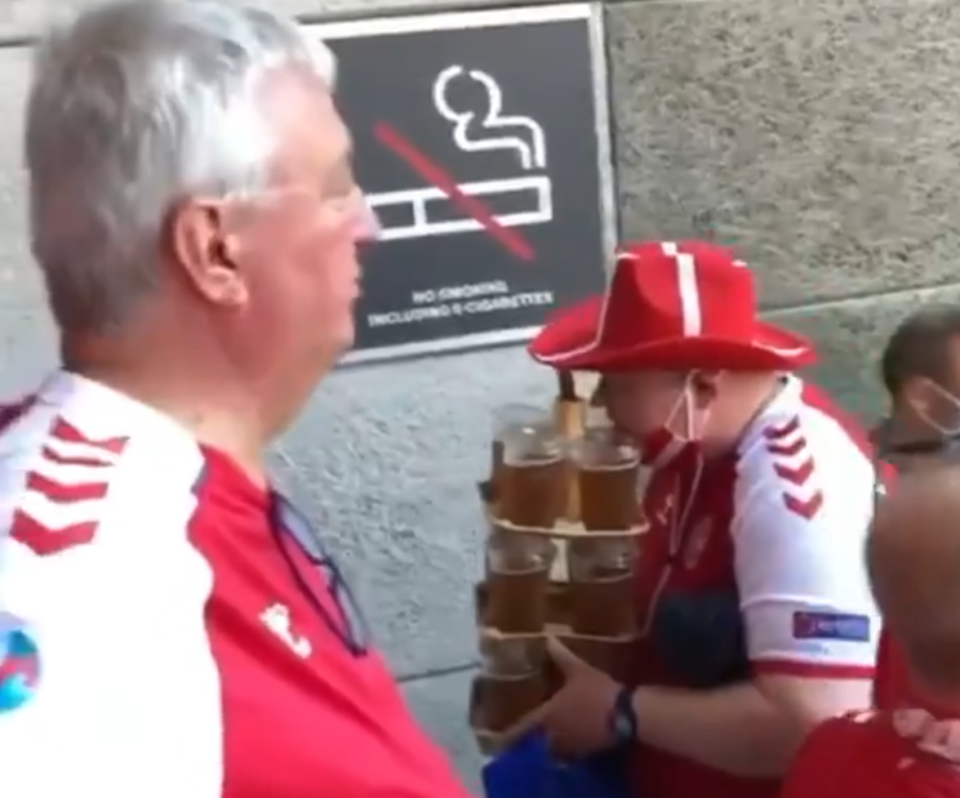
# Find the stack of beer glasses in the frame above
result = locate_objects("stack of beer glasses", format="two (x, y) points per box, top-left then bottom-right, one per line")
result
(480, 409), (562, 732)
(566, 425), (641, 637)
(473, 403), (645, 746)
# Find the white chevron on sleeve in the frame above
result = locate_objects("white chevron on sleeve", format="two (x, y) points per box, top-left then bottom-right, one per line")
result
(31, 454), (119, 486)
(42, 435), (122, 466)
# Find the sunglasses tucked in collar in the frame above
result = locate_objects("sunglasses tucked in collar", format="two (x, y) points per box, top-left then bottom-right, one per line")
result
(269, 492), (371, 657)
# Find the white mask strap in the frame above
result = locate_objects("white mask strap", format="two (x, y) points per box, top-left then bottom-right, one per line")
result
(921, 383), (960, 437)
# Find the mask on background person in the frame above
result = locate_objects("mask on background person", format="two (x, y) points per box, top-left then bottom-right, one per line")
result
(879, 382), (960, 467)
(638, 373), (715, 469)
(919, 382), (960, 438)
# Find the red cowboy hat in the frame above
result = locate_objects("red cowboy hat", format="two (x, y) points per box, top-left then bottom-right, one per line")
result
(529, 240), (814, 372)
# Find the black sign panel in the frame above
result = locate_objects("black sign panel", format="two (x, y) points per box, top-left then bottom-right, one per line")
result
(312, 4), (612, 363)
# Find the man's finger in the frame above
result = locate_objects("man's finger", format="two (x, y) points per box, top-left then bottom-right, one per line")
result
(547, 636), (589, 675)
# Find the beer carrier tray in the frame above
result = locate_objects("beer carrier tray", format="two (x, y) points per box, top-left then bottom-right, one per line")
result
(469, 630), (638, 754)
(474, 580), (640, 642)
(484, 506), (648, 539)
(478, 482), (649, 541)
(471, 579), (641, 751)
(472, 464), (645, 753)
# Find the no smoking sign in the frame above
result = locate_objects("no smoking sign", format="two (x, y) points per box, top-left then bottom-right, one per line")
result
(309, 3), (615, 364)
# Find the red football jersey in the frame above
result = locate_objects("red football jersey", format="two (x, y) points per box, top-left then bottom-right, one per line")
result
(0, 371), (472, 798)
(782, 709), (960, 797)
(629, 376), (881, 798)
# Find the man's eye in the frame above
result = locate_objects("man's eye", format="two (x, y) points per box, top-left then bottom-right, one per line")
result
(324, 184), (362, 213)
(326, 161), (356, 195)
(324, 172), (357, 200)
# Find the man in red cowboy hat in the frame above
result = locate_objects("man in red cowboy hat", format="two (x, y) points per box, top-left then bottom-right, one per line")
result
(526, 241), (880, 798)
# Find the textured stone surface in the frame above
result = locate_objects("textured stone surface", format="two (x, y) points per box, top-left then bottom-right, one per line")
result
(767, 287), (960, 422)
(608, 0), (960, 308)
(401, 668), (484, 792)
(0, 306), (56, 396)
(0, 0), (564, 40)
(0, 47), (35, 309)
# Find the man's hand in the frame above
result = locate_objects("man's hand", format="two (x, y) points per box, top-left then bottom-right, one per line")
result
(530, 637), (623, 758)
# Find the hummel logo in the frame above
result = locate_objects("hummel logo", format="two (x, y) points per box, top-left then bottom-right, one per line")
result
(260, 603), (312, 659)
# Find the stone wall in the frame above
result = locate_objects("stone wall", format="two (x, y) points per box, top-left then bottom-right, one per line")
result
(2, 0), (959, 791)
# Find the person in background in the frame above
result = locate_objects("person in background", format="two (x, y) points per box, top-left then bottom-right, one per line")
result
(871, 305), (960, 711)
(874, 304), (960, 470)
(781, 464), (960, 797)
(521, 241), (880, 798)
(0, 2), (471, 797)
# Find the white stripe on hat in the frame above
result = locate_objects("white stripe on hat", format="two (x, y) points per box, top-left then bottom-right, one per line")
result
(675, 253), (701, 336)
(660, 242), (701, 336)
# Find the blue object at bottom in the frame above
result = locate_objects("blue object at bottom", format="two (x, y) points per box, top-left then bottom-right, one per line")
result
(483, 733), (631, 798)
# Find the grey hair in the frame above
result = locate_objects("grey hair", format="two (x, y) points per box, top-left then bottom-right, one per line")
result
(25, 0), (337, 333)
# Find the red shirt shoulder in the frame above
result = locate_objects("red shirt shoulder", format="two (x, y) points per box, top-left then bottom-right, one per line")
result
(0, 373), (470, 798)
(784, 711), (960, 798)
(193, 448), (471, 798)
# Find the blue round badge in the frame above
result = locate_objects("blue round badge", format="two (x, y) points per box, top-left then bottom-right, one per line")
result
(0, 612), (40, 713)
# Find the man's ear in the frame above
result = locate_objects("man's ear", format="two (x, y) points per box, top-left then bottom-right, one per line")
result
(166, 197), (248, 309)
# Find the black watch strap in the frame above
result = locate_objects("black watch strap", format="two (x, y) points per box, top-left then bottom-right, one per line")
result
(607, 685), (638, 745)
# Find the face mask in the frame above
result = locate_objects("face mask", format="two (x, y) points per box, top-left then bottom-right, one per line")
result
(638, 374), (713, 468)
(919, 382), (960, 438)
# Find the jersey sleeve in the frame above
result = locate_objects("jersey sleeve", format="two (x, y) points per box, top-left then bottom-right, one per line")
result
(0, 500), (224, 797)
(732, 412), (880, 679)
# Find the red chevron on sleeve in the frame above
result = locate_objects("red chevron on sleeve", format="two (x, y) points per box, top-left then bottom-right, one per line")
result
(47, 417), (127, 455)
(763, 416), (800, 440)
(766, 437), (807, 457)
(764, 416), (825, 520)
(25, 471), (111, 503)
(9, 511), (100, 557)
(773, 457), (815, 486)
(783, 491), (824, 520)
(9, 414), (129, 557)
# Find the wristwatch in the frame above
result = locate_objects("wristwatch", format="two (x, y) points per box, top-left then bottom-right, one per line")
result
(607, 685), (638, 746)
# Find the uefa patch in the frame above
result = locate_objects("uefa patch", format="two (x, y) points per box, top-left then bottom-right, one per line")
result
(792, 611), (870, 642)
(0, 612), (40, 713)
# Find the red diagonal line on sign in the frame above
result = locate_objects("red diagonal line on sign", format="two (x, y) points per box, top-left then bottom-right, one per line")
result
(373, 122), (535, 262)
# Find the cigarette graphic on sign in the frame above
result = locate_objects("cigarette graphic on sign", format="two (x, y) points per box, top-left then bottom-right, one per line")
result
(368, 66), (553, 244)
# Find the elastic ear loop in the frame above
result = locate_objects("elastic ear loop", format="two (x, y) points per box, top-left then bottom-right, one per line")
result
(0, 612), (40, 713)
